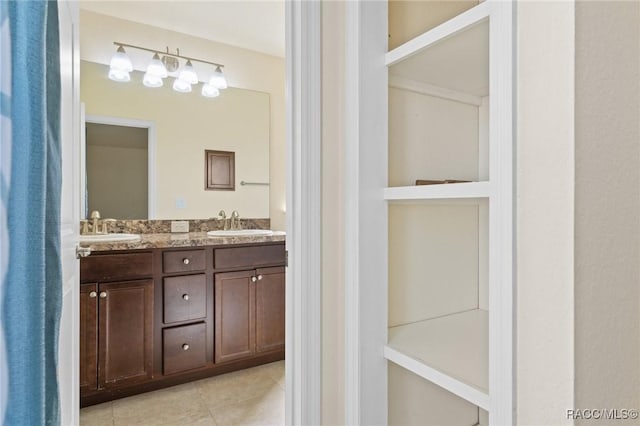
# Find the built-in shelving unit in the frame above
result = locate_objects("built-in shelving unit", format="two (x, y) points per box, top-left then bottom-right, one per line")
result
(383, 181), (490, 201)
(386, 309), (489, 410)
(383, 1), (514, 425)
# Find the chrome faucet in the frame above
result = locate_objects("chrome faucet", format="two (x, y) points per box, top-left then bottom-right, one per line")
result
(85, 210), (116, 235)
(230, 210), (240, 230)
(218, 210), (229, 230)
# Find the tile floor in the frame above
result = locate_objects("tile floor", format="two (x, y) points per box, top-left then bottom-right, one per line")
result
(80, 361), (285, 426)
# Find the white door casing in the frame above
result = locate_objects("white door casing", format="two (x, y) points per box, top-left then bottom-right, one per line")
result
(285, 0), (322, 424)
(58, 1), (80, 425)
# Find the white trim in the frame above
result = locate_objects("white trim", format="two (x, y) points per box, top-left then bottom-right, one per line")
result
(384, 181), (490, 201)
(389, 75), (483, 107)
(488, 1), (515, 424)
(83, 114), (157, 219)
(385, 2), (490, 67)
(344, 1), (388, 424)
(285, 1), (322, 425)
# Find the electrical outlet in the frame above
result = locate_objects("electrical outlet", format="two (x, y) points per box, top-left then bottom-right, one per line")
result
(171, 221), (189, 233)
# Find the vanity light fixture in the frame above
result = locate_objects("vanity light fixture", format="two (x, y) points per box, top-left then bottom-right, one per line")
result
(146, 53), (168, 78)
(201, 83), (220, 98)
(143, 72), (163, 88)
(108, 41), (228, 97)
(178, 60), (199, 85)
(209, 66), (228, 90)
(172, 77), (192, 93)
(108, 45), (133, 82)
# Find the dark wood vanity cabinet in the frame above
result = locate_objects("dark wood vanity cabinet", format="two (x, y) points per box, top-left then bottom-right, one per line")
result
(79, 284), (98, 394)
(79, 279), (154, 393)
(255, 267), (286, 353)
(214, 266), (285, 363)
(80, 242), (285, 407)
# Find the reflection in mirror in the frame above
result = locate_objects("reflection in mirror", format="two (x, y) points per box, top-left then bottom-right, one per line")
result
(80, 60), (270, 220)
(86, 122), (148, 219)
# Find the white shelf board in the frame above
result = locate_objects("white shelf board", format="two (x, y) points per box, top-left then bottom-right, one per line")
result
(386, 3), (489, 97)
(384, 181), (490, 201)
(385, 309), (489, 410)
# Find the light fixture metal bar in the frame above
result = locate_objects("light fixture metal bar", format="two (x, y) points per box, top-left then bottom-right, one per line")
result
(113, 41), (224, 68)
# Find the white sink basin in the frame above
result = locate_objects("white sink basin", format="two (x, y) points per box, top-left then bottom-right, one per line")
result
(79, 233), (141, 242)
(207, 229), (274, 237)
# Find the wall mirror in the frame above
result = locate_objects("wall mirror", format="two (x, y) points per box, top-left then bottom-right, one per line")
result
(80, 60), (270, 220)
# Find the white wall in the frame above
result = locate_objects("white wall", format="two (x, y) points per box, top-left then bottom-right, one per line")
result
(80, 10), (286, 229)
(516, 3), (575, 424)
(575, 2), (640, 424)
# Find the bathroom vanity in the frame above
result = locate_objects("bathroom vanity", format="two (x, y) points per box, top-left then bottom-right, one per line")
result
(78, 232), (285, 407)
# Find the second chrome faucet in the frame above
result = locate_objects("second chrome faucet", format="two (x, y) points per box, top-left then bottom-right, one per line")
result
(218, 210), (241, 231)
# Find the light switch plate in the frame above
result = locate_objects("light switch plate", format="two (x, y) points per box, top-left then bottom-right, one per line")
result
(171, 221), (189, 233)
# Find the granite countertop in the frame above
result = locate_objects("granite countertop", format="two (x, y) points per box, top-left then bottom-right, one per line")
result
(79, 231), (286, 252)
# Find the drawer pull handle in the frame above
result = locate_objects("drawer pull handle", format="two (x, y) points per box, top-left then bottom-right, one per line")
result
(182, 344), (190, 351)
(257, 275), (263, 281)
(183, 258), (190, 265)
(251, 276), (257, 283)
(182, 294), (190, 301)
(99, 291), (107, 299)
(89, 291), (97, 298)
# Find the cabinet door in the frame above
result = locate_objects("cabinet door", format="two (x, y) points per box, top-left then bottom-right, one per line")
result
(98, 279), (154, 389)
(255, 267), (285, 353)
(214, 270), (256, 363)
(80, 284), (98, 394)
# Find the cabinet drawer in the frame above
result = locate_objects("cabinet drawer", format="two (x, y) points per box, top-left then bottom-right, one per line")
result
(81, 252), (153, 282)
(163, 250), (206, 273)
(214, 244), (285, 269)
(163, 274), (206, 324)
(163, 323), (207, 375)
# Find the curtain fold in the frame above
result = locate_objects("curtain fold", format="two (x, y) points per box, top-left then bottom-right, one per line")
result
(2, 1), (62, 425)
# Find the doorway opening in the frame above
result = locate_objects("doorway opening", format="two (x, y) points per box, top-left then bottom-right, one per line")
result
(85, 122), (148, 219)
(83, 115), (156, 220)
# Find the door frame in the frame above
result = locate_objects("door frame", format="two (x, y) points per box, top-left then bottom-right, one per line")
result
(62, 2), (322, 424)
(285, 0), (322, 424)
(82, 114), (157, 219)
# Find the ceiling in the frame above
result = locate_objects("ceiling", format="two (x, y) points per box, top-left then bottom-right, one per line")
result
(79, 1), (285, 58)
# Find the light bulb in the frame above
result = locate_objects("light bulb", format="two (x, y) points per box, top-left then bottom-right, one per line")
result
(146, 53), (168, 78)
(108, 68), (130, 82)
(143, 72), (163, 88)
(209, 66), (227, 89)
(178, 60), (198, 84)
(109, 45), (133, 72)
(172, 77), (192, 93)
(201, 83), (220, 98)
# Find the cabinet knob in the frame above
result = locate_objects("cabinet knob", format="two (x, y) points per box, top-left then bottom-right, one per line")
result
(182, 344), (190, 351)
(257, 275), (263, 281)
(182, 294), (190, 301)
(182, 258), (190, 265)
(89, 291), (97, 298)
(251, 276), (257, 283)
(99, 291), (107, 299)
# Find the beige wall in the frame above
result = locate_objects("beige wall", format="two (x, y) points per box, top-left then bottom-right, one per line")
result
(86, 144), (148, 219)
(517, 3), (575, 424)
(321, 1), (345, 423)
(575, 2), (640, 424)
(80, 10), (286, 229)
(81, 61), (270, 220)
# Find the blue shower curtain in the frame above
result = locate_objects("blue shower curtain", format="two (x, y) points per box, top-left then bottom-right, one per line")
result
(1, 1), (63, 425)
